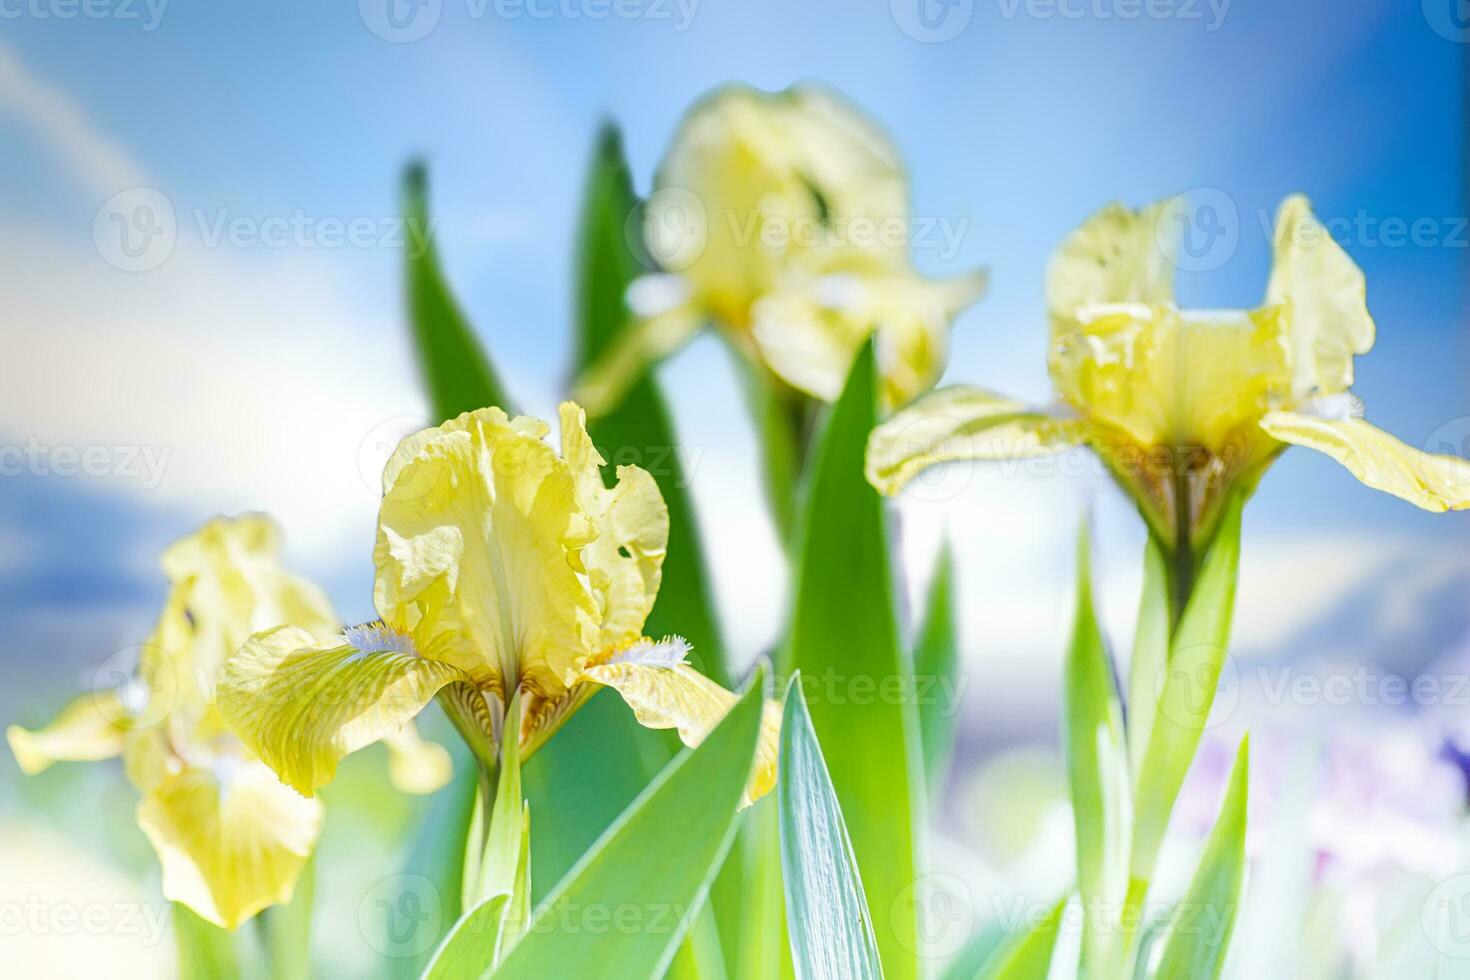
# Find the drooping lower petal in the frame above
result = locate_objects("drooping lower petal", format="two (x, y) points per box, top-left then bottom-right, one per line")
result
(217, 625), (468, 796)
(1261, 411), (1470, 512)
(751, 268), (987, 408)
(865, 384), (1088, 496)
(578, 638), (780, 807)
(135, 758), (323, 930)
(6, 690), (130, 775)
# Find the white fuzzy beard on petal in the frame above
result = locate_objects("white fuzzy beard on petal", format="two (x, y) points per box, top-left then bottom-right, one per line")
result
(603, 635), (691, 669)
(344, 621), (419, 657)
(1299, 392), (1366, 422)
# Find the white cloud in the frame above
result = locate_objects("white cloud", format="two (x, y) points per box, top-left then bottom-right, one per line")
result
(0, 227), (423, 564)
(0, 43), (146, 195)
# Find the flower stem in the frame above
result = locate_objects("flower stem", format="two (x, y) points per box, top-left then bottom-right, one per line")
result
(1168, 469), (1196, 632)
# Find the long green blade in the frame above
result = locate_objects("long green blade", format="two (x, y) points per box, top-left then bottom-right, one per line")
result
(783, 340), (924, 980)
(976, 897), (1066, 980)
(1153, 737), (1249, 980)
(1062, 525), (1130, 977)
(423, 895), (509, 980)
(914, 540), (960, 792)
(778, 676), (883, 980)
(1131, 495), (1243, 885)
(403, 163), (515, 420)
(1125, 535), (1169, 780)
(491, 668), (767, 980)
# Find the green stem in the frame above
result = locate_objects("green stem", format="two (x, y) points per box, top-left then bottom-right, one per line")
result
(461, 764), (499, 910)
(1121, 513), (1219, 976)
(1168, 470), (1196, 633)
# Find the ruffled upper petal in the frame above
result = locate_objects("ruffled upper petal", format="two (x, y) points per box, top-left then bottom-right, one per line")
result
(216, 625), (468, 796)
(865, 385), (1088, 496)
(1046, 199), (1177, 322)
(1266, 194), (1375, 398)
(372, 408), (601, 696)
(577, 637), (780, 807)
(1048, 303), (1292, 452)
(135, 757), (323, 930)
(559, 403), (669, 649)
(751, 267), (987, 408)
(6, 690), (130, 776)
(1260, 411), (1470, 512)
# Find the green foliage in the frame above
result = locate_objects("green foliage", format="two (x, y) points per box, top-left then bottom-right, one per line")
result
(174, 903), (240, 980)
(1130, 495), (1243, 887)
(975, 898), (1066, 980)
(782, 340), (924, 980)
(1062, 526), (1130, 977)
(402, 163), (515, 420)
(1125, 537), (1170, 780)
(730, 352), (813, 543)
(914, 541), (959, 793)
(423, 895), (509, 980)
(489, 668), (768, 980)
(1153, 738), (1249, 980)
(260, 857), (314, 980)
(778, 677), (883, 980)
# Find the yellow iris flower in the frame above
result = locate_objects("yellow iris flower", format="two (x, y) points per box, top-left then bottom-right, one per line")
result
(217, 404), (779, 808)
(868, 195), (1470, 550)
(5, 516), (450, 929)
(573, 83), (987, 414)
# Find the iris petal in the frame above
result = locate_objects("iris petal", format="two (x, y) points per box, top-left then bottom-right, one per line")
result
(217, 625), (467, 796)
(136, 759), (322, 930)
(1261, 411), (1470, 512)
(865, 385), (1087, 496)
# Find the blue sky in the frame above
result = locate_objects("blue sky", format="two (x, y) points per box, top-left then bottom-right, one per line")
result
(2, 0), (1467, 732)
